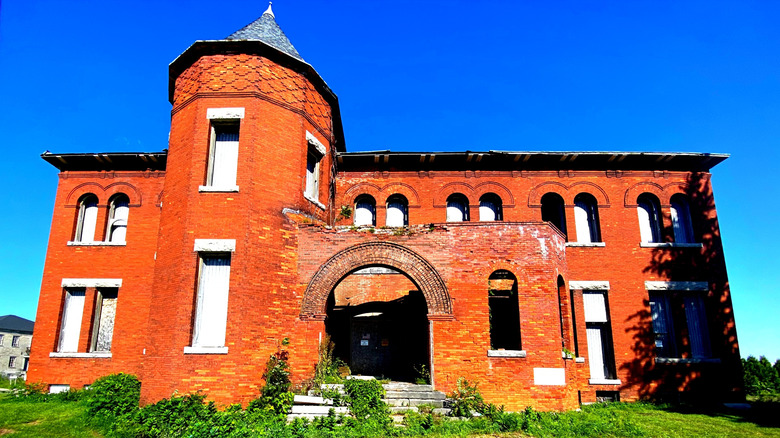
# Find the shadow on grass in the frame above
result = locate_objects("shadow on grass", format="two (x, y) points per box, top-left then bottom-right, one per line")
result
(659, 399), (780, 430)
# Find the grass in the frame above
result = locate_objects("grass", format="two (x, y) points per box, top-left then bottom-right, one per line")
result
(0, 394), (100, 437)
(0, 393), (777, 437)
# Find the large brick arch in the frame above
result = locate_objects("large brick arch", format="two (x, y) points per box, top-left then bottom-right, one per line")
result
(300, 241), (452, 319)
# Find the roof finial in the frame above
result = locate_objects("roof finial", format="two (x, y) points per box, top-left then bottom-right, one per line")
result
(264, 2), (274, 18)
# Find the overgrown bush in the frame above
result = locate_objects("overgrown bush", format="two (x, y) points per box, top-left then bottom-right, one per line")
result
(85, 373), (141, 418)
(248, 348), (295, 415)
(314, 336), (349, 387)
(343, 379), (389, 424)
(448, 378), (486, 417)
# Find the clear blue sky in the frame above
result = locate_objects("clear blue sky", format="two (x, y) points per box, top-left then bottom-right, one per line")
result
(1, 1), (778, 361)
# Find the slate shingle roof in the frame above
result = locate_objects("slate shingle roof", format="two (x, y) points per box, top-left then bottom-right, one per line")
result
(0, 315), (34, 334)
(226, 4), (303, 62)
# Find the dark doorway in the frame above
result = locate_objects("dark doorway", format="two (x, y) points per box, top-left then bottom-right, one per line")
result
(325, 267), (429, 381)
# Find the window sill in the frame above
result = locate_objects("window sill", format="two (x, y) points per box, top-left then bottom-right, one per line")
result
(655, 357), (720, 364)
(184, 346), (228, 355)
(575, 357), (586, 363)
(565, 242), (606, 247)
(487, 349), (527, 358)
(67, 241), (126, 246)
(199, 185), (239, 193)
(639, 242), (703, 249)
(49, 352), (111, 359)
(304, 193), (326, 210)
(588, 379), (621, 385)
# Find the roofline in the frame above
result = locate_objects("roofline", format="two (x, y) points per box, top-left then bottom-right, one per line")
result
(168, 39), (346, 152)
(41, 151), (168, 172)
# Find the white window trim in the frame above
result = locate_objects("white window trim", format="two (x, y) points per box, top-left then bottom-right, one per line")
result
(306, 131), (327, 156)
(569, 281), (610, 290)
(566, 242), (606, 247)
(193, 239), (236, 252)
(183, 346), (229, 355)
(640, 242), (703, 248)
(67, 241), (127, 247)
(304, 193), (326, 210)
(487, 349), (527, 358)
(644, 281), (708, 291)
(207, 108), (245, 120)
(588, 378), (622, 385)
(199, 185), (240, 193)
(304, 132), (326, 207)
(61, 278), (122, 288)
(49, 352), (112, 359)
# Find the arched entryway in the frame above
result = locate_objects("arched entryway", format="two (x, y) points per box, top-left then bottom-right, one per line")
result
(301, 242), (452, 380)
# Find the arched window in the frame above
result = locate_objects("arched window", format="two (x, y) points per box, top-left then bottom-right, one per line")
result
(541, 193), (567, 238)
(386, 194), (408, 227)
(488, 270), (521, 350)
(637, 193), (662, 243)
(74, 194), (99, 243)
(106, 194), (130, 243)
(573, 193), (601, 243)
(479, 193), (503, 221)
(670, 194), (694, 243)
(353, 195), (376, 226)
(446, 194), (469, 222)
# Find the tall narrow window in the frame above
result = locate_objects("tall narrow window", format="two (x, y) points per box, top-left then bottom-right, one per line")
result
(192, 254), (231, 348)
(479, 193), (503, 221)
(573, 193), (601, 243)
(354, 195), (376, 226)
(637, 194), (662, 243)
(74, 194), (99, 243)
(206, 123), (240, 189)
(305, 149), (322, 201)
(488, 270), (521, 350)
(106, 194), (130, 243)
(446, 194), (469, 222)
(649, 292), (711, 358)
(59, 289), (86, 353)
(8, 357), (16, 368)
(90, 288), (118, 352)
(583, 291), (616, 380)
(670, 195), (695, 244)
(11, 336), (20, 347)
(386, 194), (408, 227)
(541, 193), (567, 239)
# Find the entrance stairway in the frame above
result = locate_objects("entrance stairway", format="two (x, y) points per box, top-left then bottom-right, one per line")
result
(382, 382), (448, 413)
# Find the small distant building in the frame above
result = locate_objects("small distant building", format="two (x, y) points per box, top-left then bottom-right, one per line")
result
(0, 315), (34, 380)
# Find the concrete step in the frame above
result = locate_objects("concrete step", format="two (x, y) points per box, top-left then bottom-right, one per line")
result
(293, 395), (332, 405)
(383, 383), (433, 391)
(290, 405), (349, 415)
(385, 398), (445, 408)
(384, 390), (446, 400)
(389, 406), (418, 414)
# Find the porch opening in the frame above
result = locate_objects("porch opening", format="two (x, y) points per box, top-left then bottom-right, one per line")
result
(325, 266), (429, 382)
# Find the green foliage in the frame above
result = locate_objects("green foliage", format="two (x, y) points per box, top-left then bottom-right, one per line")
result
(413, 363), (430, 385)
(339, 205), (352, 219)
(342, 379), (389, 424)
(85, 373), (141, 418)
(314, 336), (349, 387)
(447, 377), (485, 417)
(248, 349), (295, 416)
(742, 355), (780, 396)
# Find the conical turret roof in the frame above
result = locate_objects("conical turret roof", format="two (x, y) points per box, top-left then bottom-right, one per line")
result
(226, 3), (303, 61)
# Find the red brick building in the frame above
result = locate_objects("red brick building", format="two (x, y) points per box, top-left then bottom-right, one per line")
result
(29, 7), (742, 410)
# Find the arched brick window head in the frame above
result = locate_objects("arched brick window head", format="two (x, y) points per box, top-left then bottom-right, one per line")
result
(541, 193), (567, 239)
(74, 194), (99, 243)
(479, 193), (503, 221)
(446, 193), (469, 222)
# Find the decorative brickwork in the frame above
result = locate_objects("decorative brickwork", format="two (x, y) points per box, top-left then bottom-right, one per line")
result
(300, 241), (452, 318)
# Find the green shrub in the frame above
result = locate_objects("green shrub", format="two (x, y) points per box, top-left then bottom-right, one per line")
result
(314, 336), (349, 387)
(343, 379), (389, 424)
(447, 378), (485, 417)
(248, 349), (295, 415)
(743, 356), (780, 396)
(85, 373), (141, 418)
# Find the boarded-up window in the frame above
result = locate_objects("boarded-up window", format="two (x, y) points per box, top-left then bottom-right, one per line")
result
(107, 194), (130, 243)
(386, 194), (408, 227)
(583, 291), (615, 380)
(75, 194), (98, 243)
(91, 288), (118, 352)
(649, 292), (711, 359)
(305, 148), (321, 201)
(192, 255), (231, 348)
(446, 194), (469, 222)
(574, 193), (601, 243)
(670, 195), (695, 244)
(541, 193), (567, 239)
(207, 124), (240, 188)
(59, 289), (86, 352)
(637, 194), (662, 243)
(354, 195), (376, 226)
(479, 193), (503, 221)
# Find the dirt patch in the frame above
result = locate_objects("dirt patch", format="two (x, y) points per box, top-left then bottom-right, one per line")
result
(0, 428), (16, 435)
